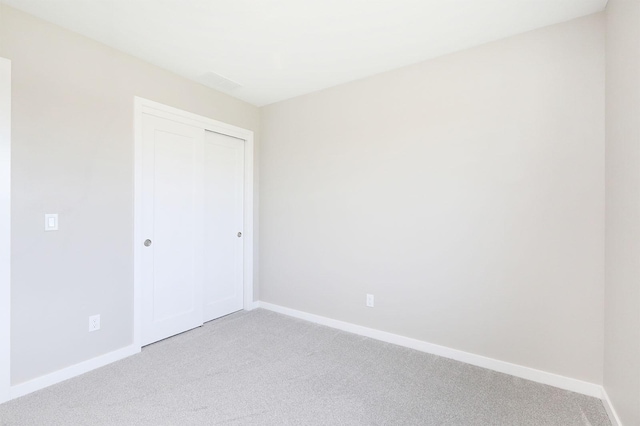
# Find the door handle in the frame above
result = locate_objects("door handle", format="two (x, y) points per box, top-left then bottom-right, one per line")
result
(237, 232), (242, 238)
(144, 239), (152, 247)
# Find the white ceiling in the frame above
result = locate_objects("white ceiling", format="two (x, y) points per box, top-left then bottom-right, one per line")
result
(3, 0), (607, 106)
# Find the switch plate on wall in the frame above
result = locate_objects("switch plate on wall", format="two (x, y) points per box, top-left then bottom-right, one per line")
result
(44, 214), (58, 231)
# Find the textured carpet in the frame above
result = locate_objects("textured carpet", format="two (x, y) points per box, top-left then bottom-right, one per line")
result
(0, 309), (610, 425)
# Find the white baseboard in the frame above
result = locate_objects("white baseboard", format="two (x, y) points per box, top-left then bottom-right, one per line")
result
(10, 344), (140, 400)
(257, 301), (603, 399)
(4, 305), (618, 424)
(601, 388), (623, 426)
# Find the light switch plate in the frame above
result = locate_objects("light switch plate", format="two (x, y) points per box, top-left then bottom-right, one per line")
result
(44, 214), (58, 231)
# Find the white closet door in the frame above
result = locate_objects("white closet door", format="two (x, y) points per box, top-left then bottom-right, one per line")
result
(141, 114), (205, 346)
(203, 130), (244, 322)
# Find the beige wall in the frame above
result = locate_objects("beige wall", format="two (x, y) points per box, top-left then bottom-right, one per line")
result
(604, 0), (640, 424)
(0, 5), (260, 384)
(0, 1), (619, 403)
(260, 14), (605, 384)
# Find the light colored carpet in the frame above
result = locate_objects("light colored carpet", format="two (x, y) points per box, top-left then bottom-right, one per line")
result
(0, 309), (610, 425)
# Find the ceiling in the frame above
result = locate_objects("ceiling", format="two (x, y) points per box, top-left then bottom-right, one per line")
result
(3, 0), (607, 106)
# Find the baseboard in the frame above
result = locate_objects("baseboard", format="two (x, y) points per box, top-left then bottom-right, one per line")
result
(257, 301), (603, 399)
(601, 388), (623, 426)
(9, 344), (140, 400)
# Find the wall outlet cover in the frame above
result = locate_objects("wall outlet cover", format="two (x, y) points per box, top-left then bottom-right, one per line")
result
(89, 314), (100, 332)
(366, 294), (374, 308)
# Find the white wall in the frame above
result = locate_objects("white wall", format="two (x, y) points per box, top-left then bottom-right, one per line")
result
(260, 14), (605, 384)
(0, 5), (260, 385)
(604, 0), (640, 424)
(0, 1), (618, 406)
(0, 56), (11, 402)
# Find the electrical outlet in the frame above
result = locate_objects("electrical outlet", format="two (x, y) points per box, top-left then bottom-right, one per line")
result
(366, 294), (374, 308)
(89, 314), (100, 332)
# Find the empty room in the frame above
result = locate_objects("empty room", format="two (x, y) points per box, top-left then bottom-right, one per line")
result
(0, 0), (638, 424)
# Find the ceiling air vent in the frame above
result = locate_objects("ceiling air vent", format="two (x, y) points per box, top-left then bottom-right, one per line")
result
(199, 72), (242, 92)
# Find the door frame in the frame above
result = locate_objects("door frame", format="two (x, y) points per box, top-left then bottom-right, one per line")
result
(0, 57), (11, 403)
(133, 97), (255, 349)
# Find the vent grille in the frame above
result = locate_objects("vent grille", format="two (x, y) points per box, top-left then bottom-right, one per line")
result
(199, 72), (242, 92)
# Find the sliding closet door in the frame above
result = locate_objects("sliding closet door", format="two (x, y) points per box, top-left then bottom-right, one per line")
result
(203, 130), (245, 322)
(136, 98), (252, 347)
(140, 114), (205, 346)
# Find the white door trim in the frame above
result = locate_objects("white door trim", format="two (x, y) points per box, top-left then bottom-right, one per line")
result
(133, 97), (255, 350)
(0, 57), (11, 404)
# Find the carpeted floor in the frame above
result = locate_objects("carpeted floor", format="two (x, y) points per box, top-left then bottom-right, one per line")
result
(0, 309), (610, 425)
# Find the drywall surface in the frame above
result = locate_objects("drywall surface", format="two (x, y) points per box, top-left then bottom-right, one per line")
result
(604, 0), (640, 424)
(260, 14), (605, 384)
(0, 5), (260, 384)
(0, 56), (11, 403)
